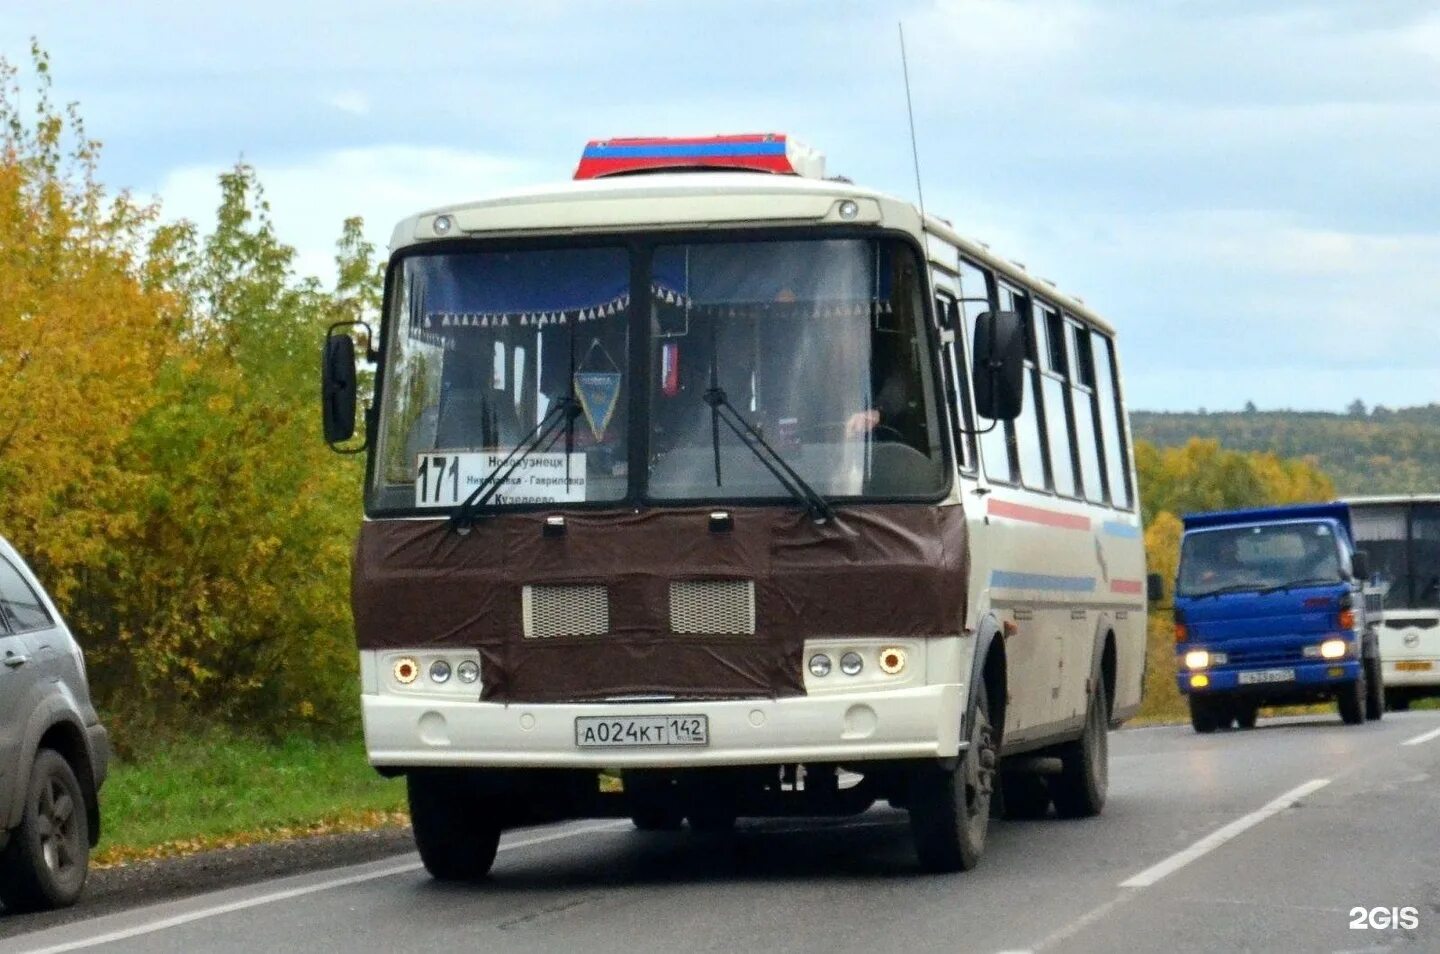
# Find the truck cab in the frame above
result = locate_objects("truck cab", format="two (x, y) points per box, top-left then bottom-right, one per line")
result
(1173, 503), (1382, 732)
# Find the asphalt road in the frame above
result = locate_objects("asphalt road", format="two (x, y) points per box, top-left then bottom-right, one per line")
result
(4, 711), (1439, 954)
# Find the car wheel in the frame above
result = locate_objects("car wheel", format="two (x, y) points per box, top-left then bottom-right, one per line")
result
(1049, 679), (1109, 819)
(1189, 695), (1220, 734)
(998, 771), (1052, 820)
(407, 770), (502, 881)
(1338, 674), (1365, 725)
(1234, 702), (1259, 730)
(909, 678), (995, 872)
(1363, 657), (1384, 722)
(0, 749), (91, 912)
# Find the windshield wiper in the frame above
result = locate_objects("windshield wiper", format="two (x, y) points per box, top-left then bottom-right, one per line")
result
(702, 387), (834, 524)
(1256, 577), (1342, 595)
(449, 396), (581, 534)
(1183, 582), (1267, 600)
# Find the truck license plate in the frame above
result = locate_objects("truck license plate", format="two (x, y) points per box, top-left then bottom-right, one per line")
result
(1238, 668), (1295, 685)
(574, 715), (709, 748)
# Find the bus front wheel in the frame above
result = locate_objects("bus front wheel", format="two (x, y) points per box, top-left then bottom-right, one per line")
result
(407, 770), (503, 881)
(909, 679), (995, 872)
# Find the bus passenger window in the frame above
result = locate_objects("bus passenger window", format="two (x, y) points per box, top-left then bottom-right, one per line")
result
(1091, 330), (1132, 509)
(1037, 303), (1077, 497)
(1002, 283), (1047, 491)
(1067, 319), (1106, 503)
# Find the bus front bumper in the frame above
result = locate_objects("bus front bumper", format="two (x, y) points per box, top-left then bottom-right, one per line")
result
(362, 684), (965, 770)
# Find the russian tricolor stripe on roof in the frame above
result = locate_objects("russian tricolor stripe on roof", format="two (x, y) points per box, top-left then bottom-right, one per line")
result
(574, 134), (823, 180)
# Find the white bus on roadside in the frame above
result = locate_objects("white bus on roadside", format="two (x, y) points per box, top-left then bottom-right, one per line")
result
(1346, 495), (1440, 709)
(321, 134), (1152, 876)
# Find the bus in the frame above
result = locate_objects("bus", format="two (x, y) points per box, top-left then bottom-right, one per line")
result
(1345, 495), (1440, 710)
(320, 134), (1153, 876)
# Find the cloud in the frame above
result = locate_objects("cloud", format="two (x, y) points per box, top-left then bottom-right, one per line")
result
(326, 91), (369, 116)
(154, 146), (543, 283)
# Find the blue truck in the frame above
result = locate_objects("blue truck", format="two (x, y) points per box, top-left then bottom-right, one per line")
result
(1173, 503), (1383, 732)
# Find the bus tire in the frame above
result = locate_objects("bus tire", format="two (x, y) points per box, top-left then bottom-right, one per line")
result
(1049, 680), (1109, 819)
(1235, 702), (1259, 730)
(909, 679), (995, 872)
(1363, 657), (1384, 722)
(999, 772), (1051, 820)
(1338, 675), (1365, 725)
(1189, 696), (1220, 734)
(407, 771), (502, 881)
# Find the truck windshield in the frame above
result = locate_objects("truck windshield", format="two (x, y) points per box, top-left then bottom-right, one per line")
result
(369, 236), (946, 513)
(1178, 522), (1344, 597)
(1352, 503), (1440, 609)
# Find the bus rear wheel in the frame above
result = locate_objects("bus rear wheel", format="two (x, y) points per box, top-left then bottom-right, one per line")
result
(407, 770), (503, 881)
(1049, 680), (1109, 819)
(909, 679), (995, 872)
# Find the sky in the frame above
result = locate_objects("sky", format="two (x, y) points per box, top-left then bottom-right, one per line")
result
(6, 0), (1439, 412)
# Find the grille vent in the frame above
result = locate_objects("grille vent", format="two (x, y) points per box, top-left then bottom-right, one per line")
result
(523, 584), (609, 638)
(670, 580), (755, 635)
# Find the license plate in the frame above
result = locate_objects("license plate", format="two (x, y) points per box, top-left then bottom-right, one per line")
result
(574, 715), (709, 748)
(1238, 668), (1295, 685)
(1395, 660), (1434, 672)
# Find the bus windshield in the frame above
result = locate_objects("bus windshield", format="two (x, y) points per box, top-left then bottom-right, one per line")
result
(1178, 522), (1345, 597)
(1352, 503), (1440, 609)
(369, 236), (946, 513)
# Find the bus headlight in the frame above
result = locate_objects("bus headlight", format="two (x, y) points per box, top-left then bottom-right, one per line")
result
(809, 654), (833, 678)
(839, 652), (864, 676)
(456, 660), (480, 684)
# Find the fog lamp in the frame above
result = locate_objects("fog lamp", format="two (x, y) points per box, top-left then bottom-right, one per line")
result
(1320, 638), (1347, 660)
(809, 654), (832, 678)
(1190, 673), (1210, 689)
(840, 651), (864, 676)
(456, 660), (480, 684)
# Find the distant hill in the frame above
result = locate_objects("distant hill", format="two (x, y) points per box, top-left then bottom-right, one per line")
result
(1130, 404), (1440, 495)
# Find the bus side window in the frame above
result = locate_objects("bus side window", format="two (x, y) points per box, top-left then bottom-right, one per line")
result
(999, 282), (1047, 492)
(960, 258), (1012, 484)
(934, 291), (977, 473)
(1090, 329), (1132, 509)
(1035, 301), (1078, 497)
(1066, 317), (1107, 504)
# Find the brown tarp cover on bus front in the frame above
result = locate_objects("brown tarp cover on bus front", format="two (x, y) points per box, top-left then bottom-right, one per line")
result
(351, 504), (968, 702)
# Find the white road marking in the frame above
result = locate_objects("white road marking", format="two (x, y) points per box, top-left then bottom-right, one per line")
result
(15, 820), (628, 954)
(1400, 725), (1440, 747)
(1118, 778), (1330, 888)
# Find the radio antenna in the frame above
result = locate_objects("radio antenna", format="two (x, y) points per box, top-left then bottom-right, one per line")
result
(898, 21), (926, 223)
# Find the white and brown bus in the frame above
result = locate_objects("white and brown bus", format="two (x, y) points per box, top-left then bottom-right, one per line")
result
(321, 134), (1153, 876)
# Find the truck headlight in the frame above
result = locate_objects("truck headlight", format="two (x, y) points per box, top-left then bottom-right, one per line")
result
(1185, 650), (1211, 670)
(1319, 638), (1347, 659)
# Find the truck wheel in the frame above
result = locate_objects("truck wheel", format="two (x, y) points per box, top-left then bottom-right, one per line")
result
(407, 771), (502, 881)
(999, 772), (1051, 820)
(1189, 696), (1220, 734)
(0, 749), (91, 912)
(1337, 674), (1365, 725)
(909, 678), (995, 872)
(1363, 657), (1384, 722)
(1235, 702), (1259, 730)
(1049, 680), (1109, 819)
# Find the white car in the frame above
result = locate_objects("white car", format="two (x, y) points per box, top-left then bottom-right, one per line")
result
(0, 534), (109, 911)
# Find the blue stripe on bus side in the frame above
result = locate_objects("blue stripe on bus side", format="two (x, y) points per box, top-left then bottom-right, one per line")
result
(1101, 520), (1141, 539)
(990, 570), (1097, 592)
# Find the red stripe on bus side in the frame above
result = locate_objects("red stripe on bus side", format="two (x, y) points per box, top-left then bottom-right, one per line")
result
(987, 498), (1091, 531)
(1110, 579), (1143, 594)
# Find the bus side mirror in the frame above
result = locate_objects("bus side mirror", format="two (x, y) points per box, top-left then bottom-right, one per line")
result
(1147, 573), (1165, 603)
(972, 310), (1024, 421)
(1351, 550), (1369, 582)
(322, 332), (358, 444)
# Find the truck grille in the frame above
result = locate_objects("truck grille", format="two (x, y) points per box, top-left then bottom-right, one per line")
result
(523, 584), (609, 638)
(669, 580), (755, 635)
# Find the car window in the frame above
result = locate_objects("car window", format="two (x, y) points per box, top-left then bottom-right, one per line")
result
(0, 555), (56, 633)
